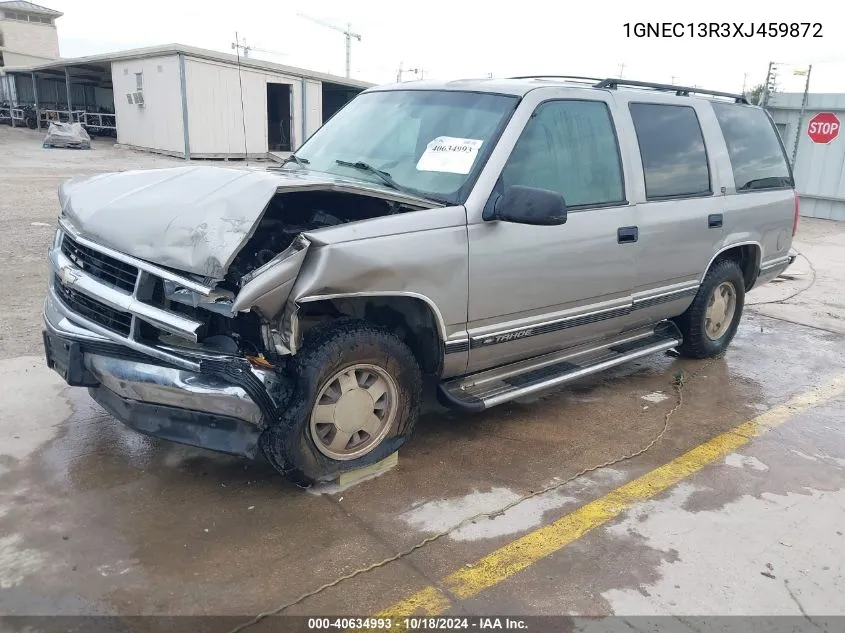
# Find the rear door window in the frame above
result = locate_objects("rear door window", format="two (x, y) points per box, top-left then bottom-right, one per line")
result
(629, 103), (711, 199)
(711, 103), (794, 191)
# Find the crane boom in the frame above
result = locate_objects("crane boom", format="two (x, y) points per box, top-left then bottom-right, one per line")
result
(297, 12), (361, 77)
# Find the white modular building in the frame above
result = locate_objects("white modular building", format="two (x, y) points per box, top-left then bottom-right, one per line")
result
(3, 43), (371, 159)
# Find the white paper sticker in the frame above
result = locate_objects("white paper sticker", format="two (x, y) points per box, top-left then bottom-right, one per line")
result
(416, 136), (483, 175)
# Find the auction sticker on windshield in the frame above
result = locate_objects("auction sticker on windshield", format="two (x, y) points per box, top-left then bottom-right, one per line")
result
(416, 136), (483, 174)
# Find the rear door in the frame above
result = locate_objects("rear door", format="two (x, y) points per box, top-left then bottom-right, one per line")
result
(612, 95), (729, 326)
(709, 102), (796, 280)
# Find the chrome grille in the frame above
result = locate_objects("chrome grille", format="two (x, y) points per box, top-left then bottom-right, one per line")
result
(54, 274), (133, 336)
(49, 221), (216, 371)
(61, 234), (138, 293)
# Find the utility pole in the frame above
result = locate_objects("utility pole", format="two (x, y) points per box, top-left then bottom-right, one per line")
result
(399, 67), (425, 81)
(670, 75), (678, 85)
(396, 61), (403, 83)
(343, 23), (357, 78)
(741, 72), (748, 94)
(231, 35), (250, 58)
(298, 13), (361, 78)
(761, 61), (778, 107)
(791, 64), (812, 167)
(618, 63), (626, 78)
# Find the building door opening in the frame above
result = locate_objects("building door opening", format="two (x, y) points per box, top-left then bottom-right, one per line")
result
(321, 81), (362, 123)
(267, 83), (292, 152)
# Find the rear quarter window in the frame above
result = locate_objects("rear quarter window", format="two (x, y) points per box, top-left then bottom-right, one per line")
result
(711, 103), (794, 191)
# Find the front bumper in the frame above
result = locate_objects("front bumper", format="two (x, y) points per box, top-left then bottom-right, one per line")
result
(43, 293), (272, 458)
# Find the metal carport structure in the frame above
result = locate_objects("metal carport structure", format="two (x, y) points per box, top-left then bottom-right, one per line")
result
(2, 56), (115, 132)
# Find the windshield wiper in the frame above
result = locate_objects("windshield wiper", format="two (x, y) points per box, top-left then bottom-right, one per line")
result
(334, 159), (405, 192)
(275, 154), (310, 168)
(335, 159), (451, 205)
(738, 176), (791, 191)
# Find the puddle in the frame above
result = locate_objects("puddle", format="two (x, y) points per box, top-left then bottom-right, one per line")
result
(399, 486), (577, 541)
(0, 357), (70, 463)
(789, 449), (819, 462)
(724, 454), (770, 471)
(96, 560), (137, 577)
(602, 485), (845, 615)
(0, 534), (47, 589)
(814, 453), (845, 467)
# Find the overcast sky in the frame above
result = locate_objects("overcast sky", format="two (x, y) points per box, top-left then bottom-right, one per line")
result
(48, 0), (844, 94)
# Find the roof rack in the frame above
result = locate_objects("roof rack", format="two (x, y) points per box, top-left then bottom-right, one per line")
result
(509, 75), (605, 84)
(593, 78), (749, 104)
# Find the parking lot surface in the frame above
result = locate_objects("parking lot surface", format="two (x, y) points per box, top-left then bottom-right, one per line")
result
(1, 126), (844, 626)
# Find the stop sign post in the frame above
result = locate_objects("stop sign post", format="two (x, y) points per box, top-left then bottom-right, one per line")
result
(807, 112), (841, 144)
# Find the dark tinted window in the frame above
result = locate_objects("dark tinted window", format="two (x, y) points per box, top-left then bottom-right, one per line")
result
(712, 103), (793, 191)
(501, 100), (625, 207)
(629, 103), (711, 199)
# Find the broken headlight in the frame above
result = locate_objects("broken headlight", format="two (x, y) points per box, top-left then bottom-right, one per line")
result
(163, 280), (235, 317)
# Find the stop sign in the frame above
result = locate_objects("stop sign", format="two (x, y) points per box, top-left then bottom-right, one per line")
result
(807, 112), (841, 144)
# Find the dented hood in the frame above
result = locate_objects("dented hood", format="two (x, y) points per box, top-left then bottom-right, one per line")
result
(58, 165), (431, 279)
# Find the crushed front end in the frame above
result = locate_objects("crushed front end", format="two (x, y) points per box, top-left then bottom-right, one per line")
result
(43, 165), (436, 463)
(43, 219), (291, 458)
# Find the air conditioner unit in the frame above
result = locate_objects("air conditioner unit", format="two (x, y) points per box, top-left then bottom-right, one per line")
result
(126, 93), (134, 104)
(133, 91), (145, 107)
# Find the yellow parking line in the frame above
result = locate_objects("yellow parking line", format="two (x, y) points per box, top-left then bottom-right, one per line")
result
(378, 373), (845, 617)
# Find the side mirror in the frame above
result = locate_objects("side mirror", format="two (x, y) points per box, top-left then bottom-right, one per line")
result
(490, 185), (567, 225)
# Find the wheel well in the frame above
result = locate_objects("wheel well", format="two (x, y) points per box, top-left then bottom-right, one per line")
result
(712, 244), (760, 290)
(297, 296), (444, 375)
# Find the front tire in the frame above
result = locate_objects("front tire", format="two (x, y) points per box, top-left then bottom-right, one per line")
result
(673, 259), (745, 359)
(260, 319), (422, 486)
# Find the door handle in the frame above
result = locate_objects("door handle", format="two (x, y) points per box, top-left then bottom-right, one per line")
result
(617, 226), (638, 244)
(708, 214), (723, 228)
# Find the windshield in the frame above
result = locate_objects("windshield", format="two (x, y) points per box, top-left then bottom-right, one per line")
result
(292, 90), (519, 204)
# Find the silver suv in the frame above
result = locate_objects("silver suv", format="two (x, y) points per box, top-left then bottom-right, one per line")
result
(42, 76), (798, 485)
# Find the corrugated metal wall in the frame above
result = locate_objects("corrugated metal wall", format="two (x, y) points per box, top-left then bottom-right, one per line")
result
(768, 93), (845, 221)
(12, 75), (83, 108)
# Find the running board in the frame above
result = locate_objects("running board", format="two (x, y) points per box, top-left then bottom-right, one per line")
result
(437, 322), (682, 412)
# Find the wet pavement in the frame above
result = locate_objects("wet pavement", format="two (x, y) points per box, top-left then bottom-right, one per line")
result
(1, 126), (844, 623)
(2, 311), (843, 620)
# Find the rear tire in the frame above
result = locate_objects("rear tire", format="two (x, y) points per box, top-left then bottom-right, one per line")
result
(260, 319), (422, 486)
(673, 259), (745, 359)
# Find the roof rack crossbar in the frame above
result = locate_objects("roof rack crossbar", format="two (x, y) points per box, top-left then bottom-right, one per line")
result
(509, 75), (606, 83)
(593, 78), (749, 104)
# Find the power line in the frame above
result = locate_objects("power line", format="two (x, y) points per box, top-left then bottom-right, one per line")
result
(231, 37), (289, 60)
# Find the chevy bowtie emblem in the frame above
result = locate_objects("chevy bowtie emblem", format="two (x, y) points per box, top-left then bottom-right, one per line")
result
(58, 265), (80, 286)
